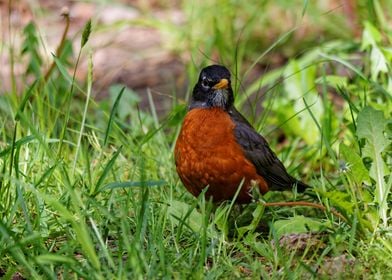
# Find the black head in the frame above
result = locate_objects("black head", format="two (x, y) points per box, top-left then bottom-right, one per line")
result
(190, 65), (234, 110)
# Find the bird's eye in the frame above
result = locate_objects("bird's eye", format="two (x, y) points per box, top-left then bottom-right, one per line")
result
(201, 78), (210, 89)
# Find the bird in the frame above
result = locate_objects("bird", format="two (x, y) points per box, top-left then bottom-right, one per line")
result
(174, 65), (309, 203)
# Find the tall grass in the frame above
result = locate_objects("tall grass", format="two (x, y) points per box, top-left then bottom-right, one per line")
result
(0, 0), (391, 278)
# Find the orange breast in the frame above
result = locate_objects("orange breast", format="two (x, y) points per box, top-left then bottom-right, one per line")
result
(174, 108), (268, 203)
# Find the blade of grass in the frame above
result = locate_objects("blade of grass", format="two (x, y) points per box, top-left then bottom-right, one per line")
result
(103, 87), (125, 147)
(302, 97), (337, 163)
(73, 52), (93, 175)
(103, 180), (166, 190)
(93, 146), (123, 195)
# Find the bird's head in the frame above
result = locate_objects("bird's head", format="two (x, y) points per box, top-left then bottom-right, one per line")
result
(190, 65), (234, 110)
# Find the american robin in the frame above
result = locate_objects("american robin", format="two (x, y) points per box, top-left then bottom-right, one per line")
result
(174, 65), (309, 203)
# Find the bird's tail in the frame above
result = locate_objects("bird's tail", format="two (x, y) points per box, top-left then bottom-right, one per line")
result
(294, 180), (310, 193)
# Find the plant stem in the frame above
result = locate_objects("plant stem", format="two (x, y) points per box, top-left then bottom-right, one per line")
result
(263, 201), (347, 222)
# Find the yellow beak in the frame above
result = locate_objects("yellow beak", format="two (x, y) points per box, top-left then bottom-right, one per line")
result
(212, 79), (229, 90)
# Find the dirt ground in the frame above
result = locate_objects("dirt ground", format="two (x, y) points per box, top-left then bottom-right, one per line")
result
(0, 0), (186, 114)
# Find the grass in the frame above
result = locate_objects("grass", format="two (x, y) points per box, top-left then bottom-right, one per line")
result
(1, 0), (392, 278)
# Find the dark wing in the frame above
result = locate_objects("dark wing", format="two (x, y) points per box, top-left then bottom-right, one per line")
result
(229, 107), (308, 192)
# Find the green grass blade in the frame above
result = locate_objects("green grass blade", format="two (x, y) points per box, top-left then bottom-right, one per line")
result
(93, 146), (123, 195)
(73, 52), (93, 174)
(103, 180), (166, 190)
(103, 87), (125, 147)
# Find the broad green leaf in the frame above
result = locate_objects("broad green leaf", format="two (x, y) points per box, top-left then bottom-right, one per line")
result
(168, 200), (203, 233)
(297, 94), (323, 145)
(356, 106), (389, 225)
(273, 216), (328, 238)
(388, 76), (392, 96)
(274, 100), (302, 137)
(315, 75), (348, 88)
(370, 46), (388, 80)
(339, 142), (371, 185)
(382, 47), (392, 61)
(168, 200), (216, 238)
(357, 107), (387, 155)
(322, 190), (355, 214)
(361, 21), (382, 49)
(284, 60), (317, 100)
(361, 21), (388, 80)
(280, 60), (322, 144)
